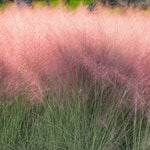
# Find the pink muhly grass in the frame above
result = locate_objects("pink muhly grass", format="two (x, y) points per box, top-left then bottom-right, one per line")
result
(0, 5), (150, 107)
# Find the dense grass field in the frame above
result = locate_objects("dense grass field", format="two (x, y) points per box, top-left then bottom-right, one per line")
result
(0, 4), (150, 149)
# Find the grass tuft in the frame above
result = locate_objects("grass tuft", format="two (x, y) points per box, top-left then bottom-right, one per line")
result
(0, 5), (150, 149)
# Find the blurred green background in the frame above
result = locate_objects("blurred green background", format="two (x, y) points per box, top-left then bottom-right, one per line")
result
(0, 0), (148, 8)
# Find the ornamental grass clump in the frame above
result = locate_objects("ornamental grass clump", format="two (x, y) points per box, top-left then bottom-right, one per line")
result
(0, 5), (150, 108)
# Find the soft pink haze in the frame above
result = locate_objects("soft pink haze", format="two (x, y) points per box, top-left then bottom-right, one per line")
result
(0, 5), (150, 106)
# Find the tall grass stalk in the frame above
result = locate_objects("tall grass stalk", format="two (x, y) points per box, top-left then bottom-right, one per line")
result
(0, 82), (150, 149)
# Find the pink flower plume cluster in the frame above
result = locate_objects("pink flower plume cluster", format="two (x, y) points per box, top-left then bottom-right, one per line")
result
(0, 5), (150, 106)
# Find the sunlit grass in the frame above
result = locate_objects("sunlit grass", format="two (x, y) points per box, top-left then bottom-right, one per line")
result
(32, 0), (93, 9)
(32, 0), (60, 7)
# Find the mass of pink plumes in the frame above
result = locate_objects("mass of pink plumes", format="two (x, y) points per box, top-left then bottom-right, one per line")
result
(0, 5), (150, 106)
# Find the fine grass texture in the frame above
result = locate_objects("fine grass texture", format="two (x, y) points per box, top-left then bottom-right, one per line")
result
(0, 5), (150, 149)
(0, 94), (150, 150)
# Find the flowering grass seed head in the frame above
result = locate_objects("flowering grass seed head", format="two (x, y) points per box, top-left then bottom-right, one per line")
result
(0, 5), (150, 108)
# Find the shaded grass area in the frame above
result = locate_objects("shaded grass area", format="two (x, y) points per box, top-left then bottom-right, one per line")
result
(0, 2), (8, 10)
(0, 84), (150, 150)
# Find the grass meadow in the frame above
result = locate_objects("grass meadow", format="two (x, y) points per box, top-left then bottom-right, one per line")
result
(0, 3), (150, 149)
